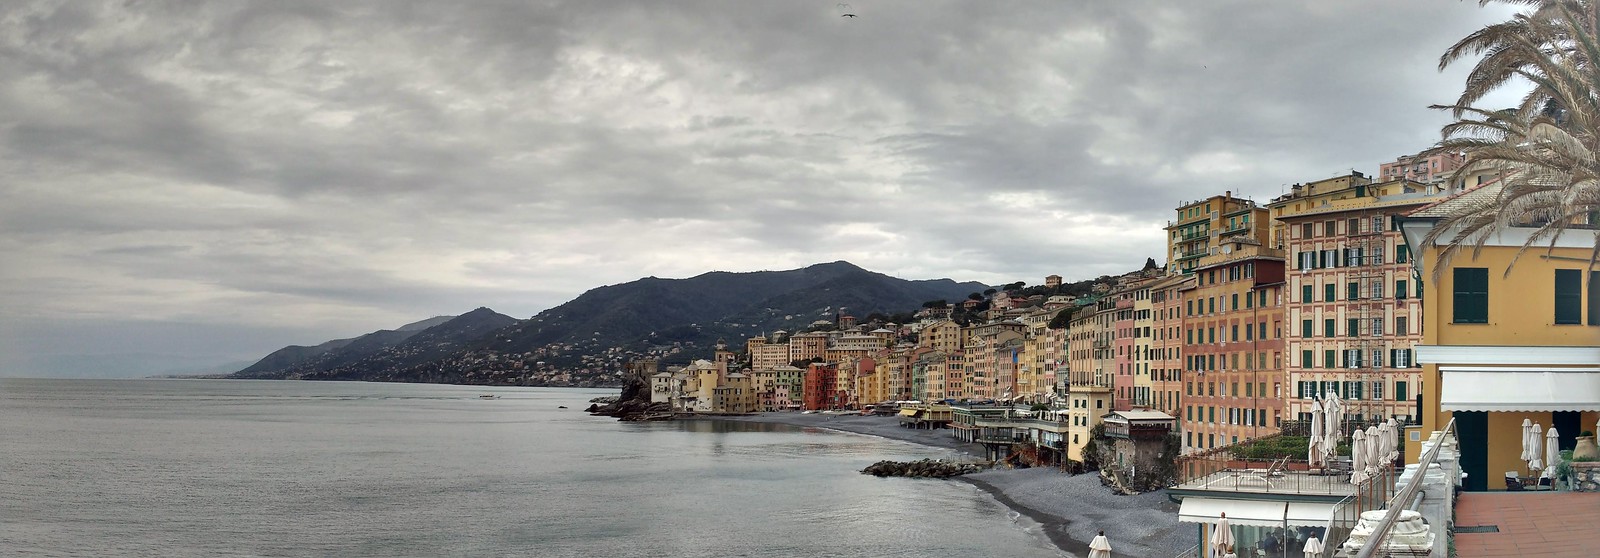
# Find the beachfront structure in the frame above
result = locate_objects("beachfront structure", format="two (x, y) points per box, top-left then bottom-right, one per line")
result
(1180, 235), (1288, 454)
(1400, 184), (1600, 491)
(1269, 172), (1442, 427)
(1167, 192), (1273, 276)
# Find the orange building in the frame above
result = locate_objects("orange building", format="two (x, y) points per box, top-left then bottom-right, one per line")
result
(1181, 236), (1287, 453)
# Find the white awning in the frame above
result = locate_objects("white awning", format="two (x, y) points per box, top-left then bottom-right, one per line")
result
(1440, 367), (1600, 412)
(1285, 502), (1336, 527)
(1178, 497), (1286, 527)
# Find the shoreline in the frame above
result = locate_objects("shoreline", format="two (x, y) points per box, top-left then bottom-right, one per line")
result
(702, 412), (1188, 557)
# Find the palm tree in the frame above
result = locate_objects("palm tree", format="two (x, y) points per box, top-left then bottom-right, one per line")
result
(1423, 0), (1600, 272)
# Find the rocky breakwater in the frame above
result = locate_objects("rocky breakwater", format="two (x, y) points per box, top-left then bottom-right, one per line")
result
(586, 377), (673, 421)
(861, 459), (988, 479)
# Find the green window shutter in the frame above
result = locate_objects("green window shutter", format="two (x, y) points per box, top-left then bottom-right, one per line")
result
(1591, 271), (1600, 325)
(1301, 320), (1312, 338)
(1324, 318), (1335, 337)
(1325, 283), (1336, 302)
(1302, 350), (1313, 368)
(1348, 282), (1359, 300)
(1323, 350), (1335, 369)
(1396, 381), (1408, 402)
(1397, 245), (1410, 263)
(1347, 318), (1359, 337)
(1302, 285), (1312, 303)
(1555, 269), (1582, 324)
(1452, 268), (1489, 323)
(1396, 280), (1408, 300)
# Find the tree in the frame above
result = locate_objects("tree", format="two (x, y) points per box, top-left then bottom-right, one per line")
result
(1046, 308), (1074, 329)
(922, 299), (949, 309)
(1426, 0), (1600, 271)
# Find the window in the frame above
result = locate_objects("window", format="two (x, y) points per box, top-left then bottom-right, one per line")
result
(1325, 283), (1336, 302)
(1396, 279), (1408, 300)
(1259, 322), (1267, 339)
(1323, 350), (1335, 368)
(1301, 319), (1312, 338)
(1453, 268), (1489, 323)
(1397, 245), (1410, 264)
(1245, 324), (1254, 341)
(1324, 318), (1335, 338)
(1302, 223), (1314, 239)
(1347, 318), (1359, 337)
(1324, 220), (1337, 236)
(1302, 349), (1313, 368)
(1347, 282), (1359, 300)
(1371, 281), (1384, 299)
(1259, 290), (1267, 307)
(1592, 271), (1600, 325)
(1231, 293), (1239, 310)
(1208, 298), (1215, 314)
(1372, 381), (1384, 401)
(1231, 325), (1239, 342)
(1395, 316), (1408, 336)
(1556, 269), (1582, 325)
(1348, 218), (1359, 236)
(1302, 284), (1313, 303)
(1396, 381), (1408, 401)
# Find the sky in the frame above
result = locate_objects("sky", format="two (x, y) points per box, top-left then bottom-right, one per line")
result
(0, 0), (1523, 377)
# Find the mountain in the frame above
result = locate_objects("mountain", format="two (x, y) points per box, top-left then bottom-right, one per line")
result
(462, 261), (986, 370)
(228, 262), (987, 387)
(232, 314), (459, 379)
(296, 308), (517, 381)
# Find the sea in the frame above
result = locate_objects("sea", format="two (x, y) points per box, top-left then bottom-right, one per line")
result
(1, 379), (1066, 557)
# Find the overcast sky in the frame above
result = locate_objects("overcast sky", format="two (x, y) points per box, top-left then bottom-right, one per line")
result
(1, 1), (1521, 377)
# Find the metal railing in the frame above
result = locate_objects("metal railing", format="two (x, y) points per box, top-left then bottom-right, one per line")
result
(1352, 417), (1457, 558)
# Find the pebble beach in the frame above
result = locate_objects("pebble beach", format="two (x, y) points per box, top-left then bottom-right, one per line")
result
(713, 412), (1192, 557)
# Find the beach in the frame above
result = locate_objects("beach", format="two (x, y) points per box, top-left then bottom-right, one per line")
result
(713, 412), (1192, 557)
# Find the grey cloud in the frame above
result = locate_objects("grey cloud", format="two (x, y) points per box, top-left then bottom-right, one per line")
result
(0, 0), (1522, 376)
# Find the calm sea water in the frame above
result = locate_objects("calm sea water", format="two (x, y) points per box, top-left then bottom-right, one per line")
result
(1, 379), (1064, 557)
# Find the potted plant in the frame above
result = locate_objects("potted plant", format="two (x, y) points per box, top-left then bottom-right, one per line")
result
(1575, 430), (1599, 461)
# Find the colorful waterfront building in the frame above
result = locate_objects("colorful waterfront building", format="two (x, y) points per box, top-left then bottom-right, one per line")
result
(1401, 184), (1600, 491)
(1150, 274), (1193, 416)
(1180, 235), (1287, 453)
(1268, 172), (1442, 427)
(801, 362), (839, 410)
(1167, 192), (1273, 275)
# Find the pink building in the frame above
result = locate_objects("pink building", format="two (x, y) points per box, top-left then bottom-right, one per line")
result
(1378, 150), (1464, 186)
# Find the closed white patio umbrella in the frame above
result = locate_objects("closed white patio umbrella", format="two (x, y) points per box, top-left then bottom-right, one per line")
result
(1322, 390), (1343, 466)
(1088, 530), (1112, 558)
(1520, 418), (1535, 463)
(1544, 427), (1561, 485)
(1210, 513), (1234, 557)
(1350, 428), (1369, 485)
(1308, 398), (1325, 469)
(1384, 418), (1400, 462)
(1365, 425), (1383, 475)
(1528, 422), (1545, 475)
(1303, 535), (1325, 557)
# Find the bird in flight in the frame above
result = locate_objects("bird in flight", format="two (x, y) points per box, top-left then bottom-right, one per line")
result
(838, 3), (856, 18)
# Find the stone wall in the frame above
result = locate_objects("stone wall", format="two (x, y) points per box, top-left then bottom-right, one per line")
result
(1570, 462), (1600, 492)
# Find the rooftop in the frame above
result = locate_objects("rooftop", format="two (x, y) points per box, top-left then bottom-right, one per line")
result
(1173, 468), (1361, 498)
(1453, 491), (1600, 558)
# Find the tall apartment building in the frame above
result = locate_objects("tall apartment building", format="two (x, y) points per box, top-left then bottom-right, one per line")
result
(1179, 236), (1288, 453)
(1377, 150), (1463, 186)
(1149, 274), (1192, 416)
(1112, 287), (1137, 410)
(1167, 192), (1273, 275)
(1268, 172), (1440, 427)
(788, 332), (829, 363)
(1065, 302), (1114, 462)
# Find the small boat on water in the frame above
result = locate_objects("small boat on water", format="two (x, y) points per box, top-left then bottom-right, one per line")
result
(478, 394), (499, 400)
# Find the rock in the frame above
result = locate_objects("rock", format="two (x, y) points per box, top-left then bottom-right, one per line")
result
(860, 459), (987, 479)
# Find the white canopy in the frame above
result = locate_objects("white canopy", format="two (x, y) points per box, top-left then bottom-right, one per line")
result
(1178, 497), (1286, 528)
(1441, 367), (1600, 412)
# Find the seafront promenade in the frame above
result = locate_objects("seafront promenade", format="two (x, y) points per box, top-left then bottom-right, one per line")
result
(712, 412), (1191, 557)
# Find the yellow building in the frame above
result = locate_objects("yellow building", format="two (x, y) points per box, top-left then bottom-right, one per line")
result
(1400, 184), (1600, 491)
(1167, 192), (1273, 275)
(918, 319), (962, 355)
